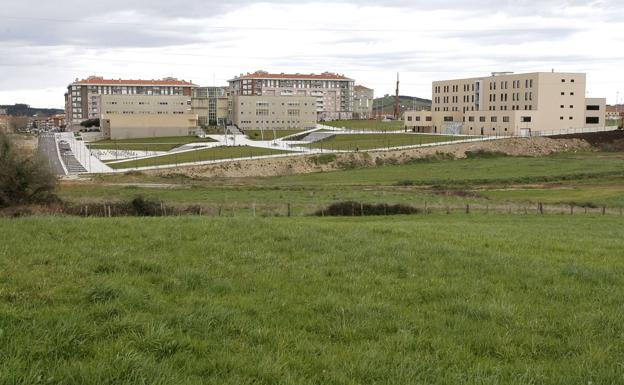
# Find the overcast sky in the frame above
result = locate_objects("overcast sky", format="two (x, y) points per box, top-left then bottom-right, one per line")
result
(1, 0), (623, 108)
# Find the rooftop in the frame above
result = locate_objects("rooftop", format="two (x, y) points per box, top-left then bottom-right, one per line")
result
(230, 71), (353, 81)
(72, 76), (197, 86)
(354, 85), (373, 91)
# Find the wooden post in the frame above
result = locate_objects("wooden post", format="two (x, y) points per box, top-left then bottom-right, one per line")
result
(287, 203), (291, 217)
(218, 206), (222, 217)
(539, 202), (544, 215)
(424, 201), (427, 214)
(602, 206), (606, 215)
(466, 204), (470, 214)
(570, 204), (574, 215)
(360, 202), (364, 216)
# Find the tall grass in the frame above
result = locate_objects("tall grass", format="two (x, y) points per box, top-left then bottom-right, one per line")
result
(1, 215), (623, 384)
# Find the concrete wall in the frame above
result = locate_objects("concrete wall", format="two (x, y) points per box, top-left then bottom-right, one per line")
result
(404, 110), (433, 132)
(585, 98), (606, 128)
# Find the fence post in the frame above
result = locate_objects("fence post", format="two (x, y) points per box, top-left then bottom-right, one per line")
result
(538, 202), (544, 215)
(424, 201), (427, 214)
(570, 204), (574, 215)
(465, 204), (470, 214)
(360, 202), (364, 216)
(602, 206), (606, 215)
(287, 203), (291, 217)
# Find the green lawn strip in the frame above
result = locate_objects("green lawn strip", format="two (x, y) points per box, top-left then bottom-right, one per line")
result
(89, 136), (215, 151)
(311, 134), (467, 150)
(107, 146), (293, 169)
(1, 215), (623, 384)
(323, 119), (405, 131)
(271, 152), (624, 186)
(244, 129), (305, 140)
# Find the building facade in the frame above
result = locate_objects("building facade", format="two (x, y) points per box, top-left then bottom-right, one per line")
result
(65, 76), (197, 129)
(98, 94), (198, 139)
(430, 72), (606, 136)
(191, 87), (229, 127)
(231, 95), (317, 131)
(403, 110), (433, 132)
(606, 106), (624, 120)
(353, 85), (374, 119)
(228, 71), (354, 121)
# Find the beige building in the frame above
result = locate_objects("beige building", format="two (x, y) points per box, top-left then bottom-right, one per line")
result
(99, 94), (198, 139)
(404, 110), (433, 132)
(228, 71), (354, 121)
(191, 87), (229, 127)
(65, 76), (197, 129)
(232, 95), (317, 131)
(353, 85), (374, 119)
(606, 106), (623, 120)
(431, 72), (606, 136)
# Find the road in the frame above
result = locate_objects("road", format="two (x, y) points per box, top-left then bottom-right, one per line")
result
(38, 134), (66, 175)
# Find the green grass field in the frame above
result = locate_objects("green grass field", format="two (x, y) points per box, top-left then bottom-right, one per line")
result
(107, 146), (293, 170)
(56, 152), (624, 213)
(311, 133), (468, 150)
(1, 215), (623, 384)
(89, 136), (215, 152)
(244, 130), (305, 140)
(322, 120), (405, 131)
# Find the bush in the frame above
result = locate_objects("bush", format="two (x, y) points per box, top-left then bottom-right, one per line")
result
(465, 150), (507, 159)
(80, 118), (100, 128)
(131, 196), (160, 216)
(0, 133), (57, 208)
(312, 153), (336, 165)
(315, 201), (421, 216)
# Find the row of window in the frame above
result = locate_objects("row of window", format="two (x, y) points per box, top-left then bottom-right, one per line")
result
(406, 116), (433, 122)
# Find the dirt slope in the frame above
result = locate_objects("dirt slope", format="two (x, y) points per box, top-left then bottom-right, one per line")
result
(141, 137), (592, 179)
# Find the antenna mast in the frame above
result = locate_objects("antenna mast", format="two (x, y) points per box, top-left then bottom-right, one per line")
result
(394, 72), (400, 120)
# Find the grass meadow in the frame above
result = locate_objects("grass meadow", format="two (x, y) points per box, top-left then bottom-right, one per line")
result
(312, 134), (467, 151)
(1, 215), (623, 384)
(244, 129), (305, 140)
(107, 146), (293, 170)
(89, 136), (215, 152)
(322, 119), (405, 131)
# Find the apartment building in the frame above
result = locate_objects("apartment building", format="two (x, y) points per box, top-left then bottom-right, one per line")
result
(353, 85), (374, 119)
(232, 95), (317, 131)
(191, 87), (229, 127)
(430, 72), (606, 136)
(98, 94), (198, 139)
(404, 110), (433, 132)
(228, 71), (354, 121)
(606, 105), (623, 120)
(65, 76), (197, 129)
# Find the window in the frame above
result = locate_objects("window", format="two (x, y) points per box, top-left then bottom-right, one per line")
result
(443, 116), (453, 122)
(503, 116), (510, 123)
(491, 117), (497, 122)
(586, 105), (600, 111)
(407, 116), (412, 121)
(468, 116), (475, 122)
(561, 105), (565, 108)
(561, 79), (566, 82)
(479, 116), (486, 122)
(521, 116), (531, 123)
(586, 117), (600, 124)
(560, 117), (564, 120)
(569, 117), (573, 120)
(570, 105), (574, 109)
(415, 117), (421, 121)
(426, 117), (432, 122)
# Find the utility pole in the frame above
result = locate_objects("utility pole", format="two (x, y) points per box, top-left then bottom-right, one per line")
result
(394, 72), (400, 120)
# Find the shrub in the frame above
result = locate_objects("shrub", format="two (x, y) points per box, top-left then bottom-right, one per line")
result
(0, 133), (57, 208)
(465, 150), (508, 159)
(131, 196), (160, 216)
(315, 201), (421, 216)
(312, 153), (336, 165)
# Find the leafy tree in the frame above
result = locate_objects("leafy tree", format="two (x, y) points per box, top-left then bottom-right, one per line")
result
(0, 133), (57, 208)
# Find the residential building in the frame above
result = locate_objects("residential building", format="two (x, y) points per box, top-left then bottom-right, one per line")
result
(191, 87), (229, 127)
(65, 76), (197, 129)
(353, 85), (374, 119)
(231, 95), (317, 131)
(228, 71), (354, 121)
(606, 105), (624, 120)
(431, 72), (606, 136)
(98, 94), (198, 139)
(404, 110), (433, 132)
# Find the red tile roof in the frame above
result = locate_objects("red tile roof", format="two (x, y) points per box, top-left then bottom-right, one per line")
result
(73, 76), (197, 86)
(232, 71), (352, 81)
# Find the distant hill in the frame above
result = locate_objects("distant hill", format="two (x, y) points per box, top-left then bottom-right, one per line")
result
(1, 104), (63, 117)
(373, 95), (431, 116)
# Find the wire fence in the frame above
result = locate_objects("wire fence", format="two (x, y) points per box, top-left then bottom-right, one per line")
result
(61, 201), (624, 218)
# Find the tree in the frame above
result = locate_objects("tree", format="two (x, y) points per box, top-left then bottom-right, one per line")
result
(7, 116), (29, 132)
(80, 118), (100, 128)
(0, 133), (57, 208)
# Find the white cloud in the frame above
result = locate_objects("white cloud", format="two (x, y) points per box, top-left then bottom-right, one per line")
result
(0, 0), (623, 107)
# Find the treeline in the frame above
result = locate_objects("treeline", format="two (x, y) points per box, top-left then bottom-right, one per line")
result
(0, 104), (63, 117)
